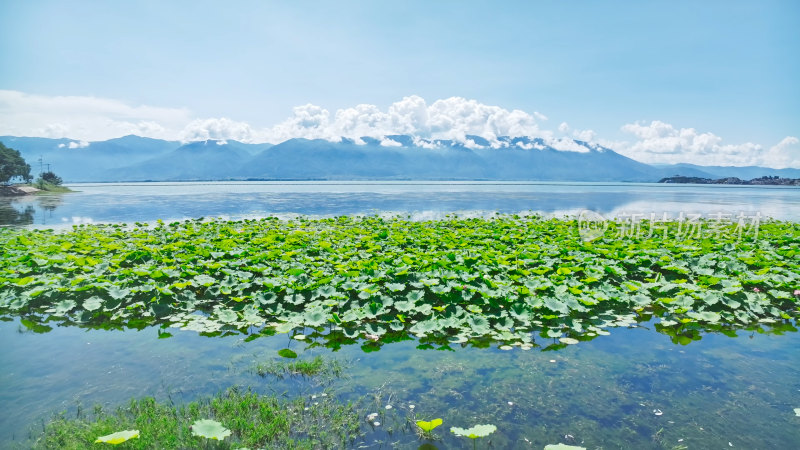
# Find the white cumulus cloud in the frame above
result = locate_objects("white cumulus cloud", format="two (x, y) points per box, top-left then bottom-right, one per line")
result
(180, 117), (255, 143)
(255, 95), (549, 147)
(616, 120), (799, 168)
(68, 140), (90, 149)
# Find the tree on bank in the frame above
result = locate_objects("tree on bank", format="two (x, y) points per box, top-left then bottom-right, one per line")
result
(0, 142), (32, 185)
(39, 171), (63, 186)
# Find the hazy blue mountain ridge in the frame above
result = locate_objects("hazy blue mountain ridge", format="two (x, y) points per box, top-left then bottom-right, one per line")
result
(0, 135), (796, 182)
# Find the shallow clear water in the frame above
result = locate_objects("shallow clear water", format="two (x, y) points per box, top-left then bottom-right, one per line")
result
(1, 181), (799, 227)
(1, 319), (798, 449)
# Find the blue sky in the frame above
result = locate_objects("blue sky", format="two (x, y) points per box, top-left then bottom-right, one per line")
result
(1, 0), (798, 167)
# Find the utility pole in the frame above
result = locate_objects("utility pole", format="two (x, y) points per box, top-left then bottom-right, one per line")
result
(46, 163), (51, 173)
(38, 156), (43, 176)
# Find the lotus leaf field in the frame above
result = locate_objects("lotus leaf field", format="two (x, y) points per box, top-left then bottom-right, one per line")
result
(1, 215), (798, 352)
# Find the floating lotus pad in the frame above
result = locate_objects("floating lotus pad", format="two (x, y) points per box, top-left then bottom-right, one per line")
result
(450, 423), (497, 438)
(191, 419), (231, 440)
(94, 429), (139, 444)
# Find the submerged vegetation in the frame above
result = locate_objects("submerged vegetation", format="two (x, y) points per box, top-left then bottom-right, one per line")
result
(34, 387), (361, 449)
(253, 355), (345, 379)
(0, 215), (797, 352)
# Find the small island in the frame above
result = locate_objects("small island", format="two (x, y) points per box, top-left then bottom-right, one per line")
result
(659, 175), (800, 186)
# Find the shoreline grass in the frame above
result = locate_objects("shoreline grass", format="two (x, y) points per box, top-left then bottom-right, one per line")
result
(32, 387), (362, 449)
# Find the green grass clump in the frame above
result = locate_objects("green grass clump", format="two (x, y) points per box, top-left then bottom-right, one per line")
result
(33, 388), (361, 449)
(20, 182), (73, 193)
(254, 355), (345, 379)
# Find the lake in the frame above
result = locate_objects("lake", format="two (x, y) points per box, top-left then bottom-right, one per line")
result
(1, 181), (798, 449)
(2, 181), (799, 227)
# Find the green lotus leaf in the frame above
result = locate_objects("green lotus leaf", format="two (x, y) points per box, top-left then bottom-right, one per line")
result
(193, 274), (216, 286)
(543, 297), (569, 314)
(466, 315), (490, 334)
(687, 311), (721, 323)
(82, 296), (104, 311)
(417, 418), (443, 432)
(559, 337), (579, 345)
(410, 319), (440, 335)
(544, 444), (586, 450)
(254, 292), (277, 305)
(393, 299), (416, 312)
(303, 310), (327, 327)
(406, 290), (424, 302)
(14, 276), (35, 286)
(277, 348), (297, 359)
(450, 424), (496, 438)
(107, 285), (132, 300)
(365, 323), (386, 336)
(50, 300), (76, 316)
(386, 282), (405, 292)
(191, 419), (231, 440)
(8, 296), (28, 309)
(317, 285), (337, 297)
(274, 321), (297, 333)
(94, 429), (140, 444)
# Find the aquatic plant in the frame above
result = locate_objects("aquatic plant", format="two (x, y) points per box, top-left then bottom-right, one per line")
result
(94, 429), (139, 444)
(416, 418), (443, 439)
(254, 355), (344, 379)
(190, 419), (230, 440)
(33, 388), (361, 449)
(451, 424), (496, 448)
(277, 348), (298, 359)
(417, 418), (442, 432)
(0, 216), (797, 352)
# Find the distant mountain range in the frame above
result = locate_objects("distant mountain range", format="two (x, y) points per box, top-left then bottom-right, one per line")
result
(2, 135), (798, 183)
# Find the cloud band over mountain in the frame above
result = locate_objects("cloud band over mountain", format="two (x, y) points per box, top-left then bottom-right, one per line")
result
(1, 90), (797, 168)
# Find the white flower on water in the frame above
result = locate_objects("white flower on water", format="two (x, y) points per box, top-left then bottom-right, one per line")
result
(373, 421), (381, 426)
(385, 405), (392, 410)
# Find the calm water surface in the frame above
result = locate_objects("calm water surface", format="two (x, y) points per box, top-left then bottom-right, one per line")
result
(1, 181), (798, 227)
(1, 182), (798, 448)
